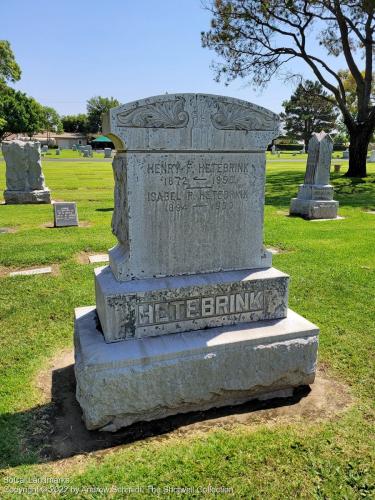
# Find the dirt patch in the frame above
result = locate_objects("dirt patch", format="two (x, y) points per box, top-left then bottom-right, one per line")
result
(29, 349), (353, 464)
(75, 252), (89, 264)
(74, 252), (108, 265)
(266, 246), (291, 255)
(0, 227), (17, 234)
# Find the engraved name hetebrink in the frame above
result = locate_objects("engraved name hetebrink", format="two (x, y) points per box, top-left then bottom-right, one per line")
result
(137, 291), (264, 326)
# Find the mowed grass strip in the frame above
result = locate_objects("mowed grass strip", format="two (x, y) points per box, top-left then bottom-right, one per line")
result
(0, 158), (374, 498)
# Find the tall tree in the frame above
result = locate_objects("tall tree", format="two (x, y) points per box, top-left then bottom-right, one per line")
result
(282, 80), (337, 148)
(61, 114), (89, 134)
(0, 40), (21, 84)
(202, 1), (375, 177)
(87, 96), (120, 133)
(0, 87), (45, 140)
(43, 106), (63, 141)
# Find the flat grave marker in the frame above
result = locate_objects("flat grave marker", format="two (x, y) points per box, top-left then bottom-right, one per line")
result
(9, 266), (52, 277)
(88, 254), (109, 264)
(53, 202), (79, 227)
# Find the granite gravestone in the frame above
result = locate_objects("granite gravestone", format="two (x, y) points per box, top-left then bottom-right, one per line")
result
(2, 140), (51, 204)
(53, 202), (78, 227)
(290, 132), (339, 219)
(74, 94), (319, 431)
(368, 150), (375, 163)
(104, 148), (112, 158)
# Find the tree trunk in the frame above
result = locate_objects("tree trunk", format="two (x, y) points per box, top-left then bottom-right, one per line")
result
(346, 124), (373, 177)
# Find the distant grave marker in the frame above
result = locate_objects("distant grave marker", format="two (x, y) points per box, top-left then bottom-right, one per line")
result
(290, 132), (339, 219)
(53, 202), (79, 227)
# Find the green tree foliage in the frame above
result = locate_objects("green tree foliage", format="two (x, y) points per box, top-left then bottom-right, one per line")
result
(282, 81), (337, 148)
(0, 40), (21, 84)
(43, 106), (63, 134)
(87, 96), (120, 133)
(202, 1), (375, 177)
(61, 114), (89, 134)
(0, 87), (45, 140)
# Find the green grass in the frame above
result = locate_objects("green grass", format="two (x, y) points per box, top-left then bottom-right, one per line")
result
(0, 157), (374, 498)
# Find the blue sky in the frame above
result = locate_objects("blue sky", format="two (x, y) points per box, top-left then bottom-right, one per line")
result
(3, 0), (350, 116)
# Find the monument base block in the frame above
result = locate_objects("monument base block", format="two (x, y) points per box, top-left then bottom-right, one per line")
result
(290, 198), (339, 220)
(95, 266), (289, 342)
(4, 189), (51, 204)
(74, 306), (319, 431)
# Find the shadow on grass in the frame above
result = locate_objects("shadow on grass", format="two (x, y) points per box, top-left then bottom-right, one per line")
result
(95, 208), (113, 212)
(265, 171), (375, 208)
(0, 363), (310, 468)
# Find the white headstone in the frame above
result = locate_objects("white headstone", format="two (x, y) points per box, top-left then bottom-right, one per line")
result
(2, 140), (51, 204)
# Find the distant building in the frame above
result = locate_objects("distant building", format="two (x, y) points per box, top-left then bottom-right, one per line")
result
(32, 132), (88, 149)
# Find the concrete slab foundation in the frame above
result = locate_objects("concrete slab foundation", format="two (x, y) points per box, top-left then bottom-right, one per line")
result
(74, 306), (319, 431)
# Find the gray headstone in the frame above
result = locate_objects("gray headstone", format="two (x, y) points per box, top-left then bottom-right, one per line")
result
(342, 149), (349, 159)
(53, 202), (79, 227)
(74, 93), (319, 431)
(290, 132), (338, 219)
(55, 148), (60, 155)
(104, 148), (112, 158)
(2, 140), (51, 204)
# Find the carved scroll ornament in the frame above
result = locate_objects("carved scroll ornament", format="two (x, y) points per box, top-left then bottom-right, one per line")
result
(211, 102), (277, 131)
(117, 98), (189, 128)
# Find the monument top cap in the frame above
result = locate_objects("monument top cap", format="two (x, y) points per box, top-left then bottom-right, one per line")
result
(103, 93), (279, 152)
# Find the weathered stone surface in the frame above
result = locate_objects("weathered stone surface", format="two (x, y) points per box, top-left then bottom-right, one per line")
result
(53, 202), (79, 227)
(104, 148), (112, 158)
(75, 306), (319, 431)
(95, 266), (289, 342)
(109, 151), (273, 280)
(2, 140), (51, 204)
(290, 133), (338, 220)
(304, 132), (332, 185)
(103, 94), (279, 280)
(290, 199), (338, 219)
(4, 189), (51, 204)
(73, 94), (319, 431)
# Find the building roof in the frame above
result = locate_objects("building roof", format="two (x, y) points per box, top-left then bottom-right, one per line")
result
(33, 132), (87, 139)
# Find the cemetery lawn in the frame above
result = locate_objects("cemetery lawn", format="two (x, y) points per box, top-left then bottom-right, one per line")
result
(0, 157), (374, 498)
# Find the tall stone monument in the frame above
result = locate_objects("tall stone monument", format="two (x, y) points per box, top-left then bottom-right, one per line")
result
(2, 140), (51, 204)
(74, 94), (319, 431)
(290, 132), (338, 219)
